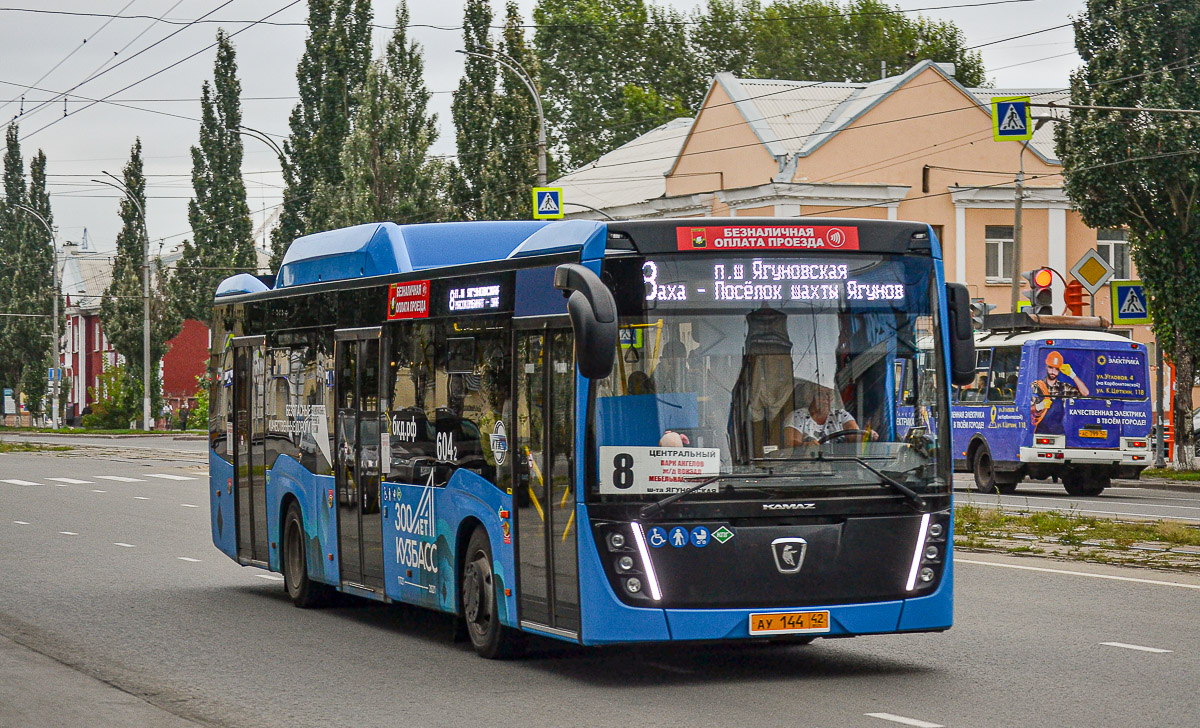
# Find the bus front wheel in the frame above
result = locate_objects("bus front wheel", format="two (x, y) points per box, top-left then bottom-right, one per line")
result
(283, 503), (332, 608)
(461, 526), (521, 659)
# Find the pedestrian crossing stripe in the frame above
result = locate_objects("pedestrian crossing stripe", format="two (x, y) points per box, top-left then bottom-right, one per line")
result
(532, 187), (564, 219)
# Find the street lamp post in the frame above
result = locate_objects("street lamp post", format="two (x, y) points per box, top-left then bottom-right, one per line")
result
(93, 173), (152, 431)
(13, 204), (60, 429)
(456, 48), (547, 187)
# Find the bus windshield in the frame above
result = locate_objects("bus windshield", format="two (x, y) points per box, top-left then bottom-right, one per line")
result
(592, 253), (946, 503)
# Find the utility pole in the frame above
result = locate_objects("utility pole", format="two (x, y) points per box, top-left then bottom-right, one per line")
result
(13, 204), (59, 429)
(456, 48), (546, 186)
(93, 173), (151, 431)
(1009, 117), (1057, 312)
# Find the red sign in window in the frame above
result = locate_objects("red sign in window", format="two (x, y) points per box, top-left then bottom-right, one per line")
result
(387, 280), (430, 320)
(676, 225), (859, 252)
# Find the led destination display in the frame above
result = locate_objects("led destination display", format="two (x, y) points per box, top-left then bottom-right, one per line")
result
(641, 257), (907, 306)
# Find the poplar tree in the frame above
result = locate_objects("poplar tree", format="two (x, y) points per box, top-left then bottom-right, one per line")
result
(271, 0), (373, 268)
(1056, 0), (1200, 466)
(311, 2), (448, 226)
(451, 0), (499, 219)
(99, 140), (182, 419)
(0, 125), (27, 414)
(11, 150), (54, 416)
(177, 29), (255, 326)
(487, 2), (543, 219)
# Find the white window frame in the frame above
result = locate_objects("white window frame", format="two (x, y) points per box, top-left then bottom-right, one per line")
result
(1097, 228), (1131, 279)
(985, 225), (1015, 283)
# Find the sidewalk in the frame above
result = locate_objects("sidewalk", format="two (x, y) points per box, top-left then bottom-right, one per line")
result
(0, 633), (200, 728)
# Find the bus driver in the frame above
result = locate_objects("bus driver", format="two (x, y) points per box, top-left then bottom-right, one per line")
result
(783, 383), (867, 446)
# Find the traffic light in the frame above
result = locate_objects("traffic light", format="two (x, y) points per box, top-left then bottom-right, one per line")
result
(1021, 267), (1054, 315)
(970, 298), (996, 330)
(1063, 280), (1085, 316)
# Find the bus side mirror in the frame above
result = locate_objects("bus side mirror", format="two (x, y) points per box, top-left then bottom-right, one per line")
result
(552, 266), (619, 381)
(945, 282), (976, 386)
(554, 264), (617, 380)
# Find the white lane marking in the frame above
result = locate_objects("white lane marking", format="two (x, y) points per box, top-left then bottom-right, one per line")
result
(59, 531), (79, 536)
(180, 504), (198, 508)
(133, 496), (150, 500)
(113, 542), (136, 548)
(866, 713), (944, 728)
(255, 574), (284, 582)
(958, 558), (1200, 590)
(1101, 642), (1172, 654)
(147, 474), (196, 481)
(96, 476), (144, 482)
(2, 479), (40, 486)
(91, 489), (107, 493)
(13, 521), (30, 525)
(177, 557), (202, 563)
(46, 478), (91, 484)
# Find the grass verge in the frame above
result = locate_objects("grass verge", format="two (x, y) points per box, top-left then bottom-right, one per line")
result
(955, 503), (1200, 572)
(1141, 468), (1200, 482)
(0, 441), (73, 453)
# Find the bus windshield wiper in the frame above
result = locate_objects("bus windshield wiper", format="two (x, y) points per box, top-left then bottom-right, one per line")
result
(638, 472), (773, 520)
(754, 454), (927, 510)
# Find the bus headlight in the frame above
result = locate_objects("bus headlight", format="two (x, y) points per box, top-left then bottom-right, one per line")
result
(608, 532), (626, 550)
(617, 555), (634, 572)
(625, 577), (642, 594)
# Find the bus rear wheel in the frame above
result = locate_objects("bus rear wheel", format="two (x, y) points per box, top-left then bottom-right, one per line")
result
(1063, 470), (1108, 497)
(283, 503), (331, 608)
(972, 447), (999, 494)
(461, 526), (521, 659)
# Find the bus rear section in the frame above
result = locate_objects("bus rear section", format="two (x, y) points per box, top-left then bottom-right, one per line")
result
(955, 325), (1152, 496)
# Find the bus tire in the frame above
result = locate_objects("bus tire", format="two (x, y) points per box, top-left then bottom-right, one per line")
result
(1062, 469), (1092, 497)
(461, 526), (521, 659)
(283, 502), (331, 608)
(972, 446), (999, 494)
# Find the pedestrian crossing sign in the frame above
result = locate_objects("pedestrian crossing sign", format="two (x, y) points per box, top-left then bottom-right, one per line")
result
(532, 187), (564, 219)
(1111, 280), (1151, 325)
(992, 96), (1032, 141)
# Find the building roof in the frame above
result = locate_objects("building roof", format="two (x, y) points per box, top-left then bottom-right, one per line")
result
(61, 251), (114, 312)
(554, 117), (693, 212)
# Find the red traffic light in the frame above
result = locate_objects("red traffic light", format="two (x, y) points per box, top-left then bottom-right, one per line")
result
(1033, 268), (1053, 288)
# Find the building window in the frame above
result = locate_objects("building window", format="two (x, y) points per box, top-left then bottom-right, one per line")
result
(1097, 228), (1131, 279)
(985, 225), (1015, 282)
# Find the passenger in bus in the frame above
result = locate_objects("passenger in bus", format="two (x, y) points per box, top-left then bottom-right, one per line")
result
(783, 383), (868, 446)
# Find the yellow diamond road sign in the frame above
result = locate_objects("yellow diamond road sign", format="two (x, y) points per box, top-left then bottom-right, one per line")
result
(1069, 249), (1114, 295)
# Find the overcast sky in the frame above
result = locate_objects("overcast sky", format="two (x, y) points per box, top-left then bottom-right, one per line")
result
(0, 0), (1085, 258)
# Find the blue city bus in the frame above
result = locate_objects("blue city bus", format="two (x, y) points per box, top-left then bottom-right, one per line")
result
(208, 218), (975, 658)
(950, 316), (1152, 496)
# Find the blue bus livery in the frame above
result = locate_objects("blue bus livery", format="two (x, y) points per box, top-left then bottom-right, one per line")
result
(208, 218), (974, 658)
(950, 317), (1151, 496)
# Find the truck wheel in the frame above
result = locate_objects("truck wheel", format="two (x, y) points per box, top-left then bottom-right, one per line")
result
(972, 447), (999, 494)
(1081, 473), (1110, 497)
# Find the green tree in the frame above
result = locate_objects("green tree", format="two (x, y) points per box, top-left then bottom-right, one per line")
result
(99, 140), (183, 422)
(177, 29), (256, 326)
(1056, 0), (1200, 467)
(451, 0), (500, 219)
(271, 0), (373, 268)
(9, 149), (56, 417)
(488, 1), (546, 219)
(0, 124), (27, 416)
(691, 0), (760, 81)
(311, 2), (448, 226)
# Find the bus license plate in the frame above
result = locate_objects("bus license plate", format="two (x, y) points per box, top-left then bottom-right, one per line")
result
(1079, 429), (1108, 439)
(749, 610), (830, 636)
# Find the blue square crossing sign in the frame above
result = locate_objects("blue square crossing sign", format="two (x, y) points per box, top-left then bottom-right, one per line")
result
(992, 96), (1032, 141)
(532, 187), (564, 219)
(1111, 280), (1151, 325)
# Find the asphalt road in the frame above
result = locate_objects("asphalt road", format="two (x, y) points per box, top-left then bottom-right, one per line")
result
(952, 473), (1200, 523)
(2, 448), (1198, 727)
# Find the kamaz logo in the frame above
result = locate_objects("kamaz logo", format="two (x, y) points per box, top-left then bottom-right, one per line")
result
(763, 502), (816, 511)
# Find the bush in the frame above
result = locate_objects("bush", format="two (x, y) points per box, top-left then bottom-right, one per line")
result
(186, 372), (210, 430)
(81, 362), (141, 429)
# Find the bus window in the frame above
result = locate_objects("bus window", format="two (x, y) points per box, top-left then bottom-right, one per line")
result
(385, 323), (438, 485)
(987, 348), (1020, 403)
(956, 349), (991, 403)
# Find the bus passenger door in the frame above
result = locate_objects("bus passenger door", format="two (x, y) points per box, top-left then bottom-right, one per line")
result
(232, 336), (268, 565)
(515, 329), (580, 637)
(335, 329), (385, 591)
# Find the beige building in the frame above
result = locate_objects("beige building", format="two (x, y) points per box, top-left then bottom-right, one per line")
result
(558, 60), (1143, 342)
